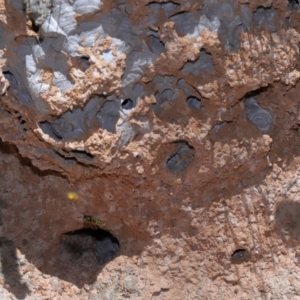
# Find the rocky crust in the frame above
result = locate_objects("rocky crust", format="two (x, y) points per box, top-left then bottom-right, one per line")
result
(1, 0), (300, 299)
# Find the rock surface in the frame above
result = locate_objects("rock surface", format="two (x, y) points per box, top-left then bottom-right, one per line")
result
(1, 0), (300, 299)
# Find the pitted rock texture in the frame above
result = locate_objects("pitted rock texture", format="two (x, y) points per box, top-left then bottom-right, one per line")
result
(1, 0), (300, 299)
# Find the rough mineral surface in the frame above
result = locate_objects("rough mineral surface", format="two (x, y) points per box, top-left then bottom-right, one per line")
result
(1, 0), (300, 299)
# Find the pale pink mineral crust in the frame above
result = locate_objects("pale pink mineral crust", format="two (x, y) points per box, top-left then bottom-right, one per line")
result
(1, 0), (300, 299)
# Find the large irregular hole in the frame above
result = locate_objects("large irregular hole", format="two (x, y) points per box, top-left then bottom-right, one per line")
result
(166, 141), (194, 173)
(245, 97), (272, 133)
(186, 96), (201, 110)
(231, 249), (250, 264)
(61, 228), (120, 266)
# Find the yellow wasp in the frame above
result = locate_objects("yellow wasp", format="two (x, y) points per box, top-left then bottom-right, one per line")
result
(83, 215), (105, 229)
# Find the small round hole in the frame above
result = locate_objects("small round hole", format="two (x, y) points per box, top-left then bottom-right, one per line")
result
(122, 98), (134, 110)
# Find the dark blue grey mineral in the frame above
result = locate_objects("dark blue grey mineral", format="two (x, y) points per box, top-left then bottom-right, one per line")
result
(202, 0), (252, 50)
(153, 76), (178, 114)
(245, 98), (272, 133)
(182, 50), (215, 76)
(253, 7), (276, 31)
(148, 35), (165, 54)
(40, 96), (120, 139)
(97, 100), (120, 133)
(3, 70), (35, 107)
(170, 0), (252, 51)
(288, 0), (299, 10)
(3, 71), (18, 90)
(186, 96), (201, 110)
(166, 141), (194, 173)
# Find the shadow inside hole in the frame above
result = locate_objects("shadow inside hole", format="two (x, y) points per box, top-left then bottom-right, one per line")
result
(275, 200), (300, 245)
(231, 249), (250, 264)
(60, 228), (120, 274)
(122, 98), (134, 110)
(0, 237), (29, 299)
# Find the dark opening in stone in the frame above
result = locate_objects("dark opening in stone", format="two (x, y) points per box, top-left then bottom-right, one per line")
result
(231, 249), (250, 264)
(122, 98), (134, 110)
(61, 228), (120, 266)
(30, 20), (40, 33)
(186, 96), (201, 110)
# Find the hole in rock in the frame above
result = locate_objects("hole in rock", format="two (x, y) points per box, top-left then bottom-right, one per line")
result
(231, 249), (250, 264)
(166, 141), (194, 173)
(61, 228), (120, 266)
(186, 96), (201, 110)
(121, 98), (134, 110)
(3, 70), (18, 90)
